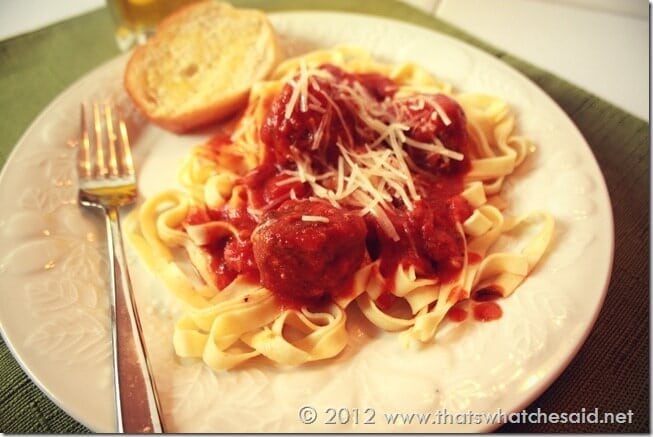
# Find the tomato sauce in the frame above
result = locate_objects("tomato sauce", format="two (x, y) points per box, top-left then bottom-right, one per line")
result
(447, 305), (468, 322)
(467, 252), (482, 264)
(376, 292), (399, 311)
(369, 192), (473, 287)
(241, 164), (310, 210)
(205, 133), (232, 150)
(471, 285), (504, 302)
(472, 302), (503, 322)
(260, 65), (397, 166)
(184, 205), (260, 289)
(189, 64), (478, 307)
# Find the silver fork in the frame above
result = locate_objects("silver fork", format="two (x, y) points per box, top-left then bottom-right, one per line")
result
(78, 102), (164, 433)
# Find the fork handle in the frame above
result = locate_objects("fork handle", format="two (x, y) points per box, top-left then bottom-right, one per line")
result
(106, 206), (164, 433)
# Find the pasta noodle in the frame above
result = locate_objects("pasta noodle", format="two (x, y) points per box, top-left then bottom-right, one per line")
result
(125, 46), (554, 370)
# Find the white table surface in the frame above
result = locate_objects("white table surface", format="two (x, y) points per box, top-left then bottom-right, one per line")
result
(0, 0), (648, 121)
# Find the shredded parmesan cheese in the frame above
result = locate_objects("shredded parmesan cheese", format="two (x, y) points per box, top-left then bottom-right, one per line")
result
(301, 215), (330, 223)
(431, 99), (452, 126)
(278, 64), (465, 239)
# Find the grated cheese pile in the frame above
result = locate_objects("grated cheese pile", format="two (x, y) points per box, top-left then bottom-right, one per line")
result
(274, 64), (464, 241)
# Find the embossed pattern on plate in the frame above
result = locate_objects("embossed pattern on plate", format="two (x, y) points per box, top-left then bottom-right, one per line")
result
(0, 12), (613, 432)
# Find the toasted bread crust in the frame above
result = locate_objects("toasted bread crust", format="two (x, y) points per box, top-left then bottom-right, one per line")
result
(124, 0), (282, 133)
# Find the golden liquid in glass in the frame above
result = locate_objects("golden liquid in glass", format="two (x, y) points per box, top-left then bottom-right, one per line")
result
(107, 0), (199, 50)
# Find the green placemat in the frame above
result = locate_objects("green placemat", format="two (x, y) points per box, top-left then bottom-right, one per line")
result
(0, 0), (648, 433)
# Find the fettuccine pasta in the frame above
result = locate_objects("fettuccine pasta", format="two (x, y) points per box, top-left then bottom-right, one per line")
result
(126, 46), (554, 370)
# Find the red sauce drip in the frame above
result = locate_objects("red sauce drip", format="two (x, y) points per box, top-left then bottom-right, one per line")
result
(447, 286), (467, 304)
(447, 306), (468, 322)
(468, 252), (482, 264)
(473, 302), (503, 322)
(206, 133), (232, 150)
(471, 285), (504, 302)
(376, 292), (398, 311)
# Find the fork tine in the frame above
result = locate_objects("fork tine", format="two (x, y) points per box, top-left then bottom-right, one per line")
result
(104, 102), (120, 177)
(79, 103), (92, 178)
(118, 118), (135, 176)
(93, 102), (108, 177)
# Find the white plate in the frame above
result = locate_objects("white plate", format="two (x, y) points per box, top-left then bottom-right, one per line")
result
(0, 12), (613, 432)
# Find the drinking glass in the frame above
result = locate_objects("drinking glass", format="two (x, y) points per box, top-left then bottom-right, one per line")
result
(107, 0), (198, 51)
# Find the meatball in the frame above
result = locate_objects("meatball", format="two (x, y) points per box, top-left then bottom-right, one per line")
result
(396, 93), (470, 174)
(251, 200), (367, 302)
